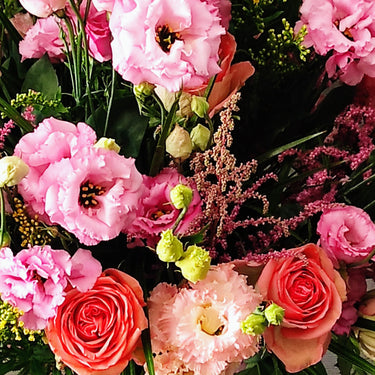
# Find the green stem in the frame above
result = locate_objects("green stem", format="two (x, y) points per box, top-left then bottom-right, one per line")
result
(149, 94), (180, 176)
(0, 97), (33, 133)
(172, 207), (187, 233)
(103, 68), (116, 137)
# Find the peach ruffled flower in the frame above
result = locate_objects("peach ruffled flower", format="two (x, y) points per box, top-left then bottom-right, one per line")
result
(147, 263), (262, 375)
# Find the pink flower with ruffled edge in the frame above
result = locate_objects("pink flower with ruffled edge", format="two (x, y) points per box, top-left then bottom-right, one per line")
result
(19, 16), (66, 63)
(39, 146), (143, 246)
(109, 0), (225, 92)
(147, 263), (262, 375)
(125, 168), (201, 246)
(0, 246), (101, 330)
(317, 205), (375, 268)
(296, 0), (375, 85)
(14, 117), (96, 222)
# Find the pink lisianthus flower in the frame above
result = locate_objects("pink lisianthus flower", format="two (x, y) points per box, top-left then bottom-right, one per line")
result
(92, 0), (114, 13)
(296, 0), (375, 85)
(14, 117), (96, 221)
(125, 168), (201, 246)
(317, 205), (375, 268)
(109, 0), (225, 92)
(0, 246), (101, 330)
(19, 0), (66, 18)
(147, 263), (262, 375)
(39, 146), (143, 246)
(19, 16), (66, 63)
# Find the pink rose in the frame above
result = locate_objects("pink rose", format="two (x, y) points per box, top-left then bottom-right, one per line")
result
(126, 168), (201, 246)
(256, 244), (346, 373)
(14, 117), (96, 221)
(39, 146), (143, 245)
(45, 268), (148, 375)
(109, 0), (225, 92)
(19, 16), (66, 63)
(317, 205), (375, 267)
(19, 0), (66, 18)
(296, 0), (375, 85)
(0, 246), (101, 330)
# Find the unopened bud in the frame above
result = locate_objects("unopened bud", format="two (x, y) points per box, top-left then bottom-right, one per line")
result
(0, 156), (29, 187)
(190, 124), (211, 151)
(94, 137), (121, 153)
(191, 96), (209, 118)
(170, 184), (193, 210)
(241, 309), (267, 336)
(0, 231), (11, 248)
(264, 303), (284, 326)
(133, 82), (155, 97)
(166, 125), (192, 161)
(156, 229), (184, 263)
(175, 245), (211, 283)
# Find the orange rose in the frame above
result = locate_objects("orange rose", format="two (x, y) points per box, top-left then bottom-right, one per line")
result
(45, 268), (148, 375)
(256, 244), (346, 373)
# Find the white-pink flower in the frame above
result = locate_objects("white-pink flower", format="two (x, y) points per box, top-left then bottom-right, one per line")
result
(147, 263), (262, 375)
(39, 146), (144, 246)
(296, 0), (375, 85)
(19, 0), (66, 18)
(0, 246), (101, 330)
(109, 0), (226, 92)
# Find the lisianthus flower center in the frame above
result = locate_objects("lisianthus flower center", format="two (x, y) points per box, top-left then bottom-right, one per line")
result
(334, 20), (353, 40)
(150, 208), (172, 220)
(155, 24), (181, 53)
(198, 306), (225, 336)
(79, 181), (106, 208)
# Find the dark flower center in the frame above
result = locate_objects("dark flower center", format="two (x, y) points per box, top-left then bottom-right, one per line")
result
(334, 20), (353, 40)
(79, 181), (105, 208)
(150, 208), (172, 220)
(155, 24), (181, 53)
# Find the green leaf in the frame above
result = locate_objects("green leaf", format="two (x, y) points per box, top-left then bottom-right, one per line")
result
(21, 55), (60, 99)
(142, 328), (155, 375)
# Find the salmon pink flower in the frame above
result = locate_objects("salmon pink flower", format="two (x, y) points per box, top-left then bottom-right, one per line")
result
(0, 246), (101, 330)
(297, 0), (375, 85)
(147, 263), (262, 375)
(109, 0), (226, 92)
(256, 244), (346, 373)
(45, 268), (148, 375)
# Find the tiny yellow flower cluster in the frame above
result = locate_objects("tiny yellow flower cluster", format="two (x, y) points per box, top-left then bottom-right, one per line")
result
(12, 197), (53, 247)
(0, 299), (41, 342)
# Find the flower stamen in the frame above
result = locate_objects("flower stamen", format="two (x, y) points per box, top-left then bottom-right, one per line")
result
(155, 24), (181, 53)
(79, 182), (105, 208)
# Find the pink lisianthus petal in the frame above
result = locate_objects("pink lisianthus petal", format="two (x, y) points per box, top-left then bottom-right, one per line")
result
(92, 0), (114, 12)
(19, 0), (66, 18)
(69, 249), (102, 292)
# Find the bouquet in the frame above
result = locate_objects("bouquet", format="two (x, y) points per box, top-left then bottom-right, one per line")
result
(2, 0), (375, 374)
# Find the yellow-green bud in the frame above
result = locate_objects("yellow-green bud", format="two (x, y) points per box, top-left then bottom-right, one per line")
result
(178, 92), (193, 118)
(154, 85), (177, 112)
(264, 303), (284, 326)
(166, 125), (192, 161)
(170, 184), (193, 210)
(133, 82), (155, 97)
(0, 231), (11, 248)
(190, 124), (211, 151)
(0, 156), (29, 187)
(191, 96), (209, 118)
(94, 137), (121, 153)
(175, 245), (211, 283)
(156, 229), (184, 262)
(241, 312), (267, 336)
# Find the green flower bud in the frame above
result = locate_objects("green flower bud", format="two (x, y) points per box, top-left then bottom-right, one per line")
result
(156, 229), (184, 263)
(175, 245), (211, 283)
(190, 124), (211, 151)
(191, 96), (209, 118)
(241, 311), (267, 336)
(166, 125), (192, 161)
(264, 303), (285, 326)
(0, 156), (29, 188)
(94, 137), (121, 153)
(170, 184), (193, 210)
(133, 82), (155, 97)
(0, 231), (11, 248)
